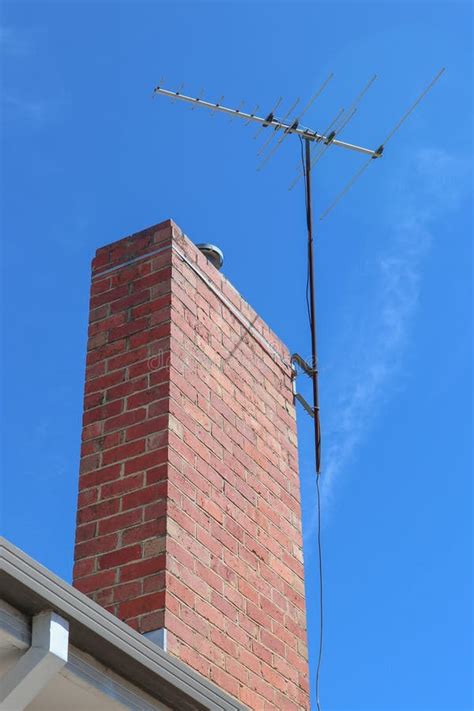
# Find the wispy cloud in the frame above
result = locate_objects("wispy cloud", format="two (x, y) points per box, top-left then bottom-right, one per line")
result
(0, 24), (61, 125)
(2, 94), (51, 122)
(304, 147), (470, 540)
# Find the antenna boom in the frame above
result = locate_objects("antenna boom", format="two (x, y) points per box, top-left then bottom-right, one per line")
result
(154, 85), (379, 157)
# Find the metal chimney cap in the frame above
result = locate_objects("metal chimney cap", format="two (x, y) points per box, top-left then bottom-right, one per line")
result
(196, 243), (224, 271)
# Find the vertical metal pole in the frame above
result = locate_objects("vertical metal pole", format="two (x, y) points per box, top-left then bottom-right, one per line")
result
(304, 138), (321, 474)
(305, 137), (324, 711)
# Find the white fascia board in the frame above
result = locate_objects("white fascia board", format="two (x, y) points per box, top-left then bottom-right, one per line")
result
(0, 611), (68, 711)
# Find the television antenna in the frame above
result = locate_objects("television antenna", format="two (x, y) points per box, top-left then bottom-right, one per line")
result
(153, 68), (444, 477)
(153, 68), (445, 711)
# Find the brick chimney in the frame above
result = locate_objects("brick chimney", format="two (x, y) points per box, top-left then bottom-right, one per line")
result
(73, 220), (309, 710)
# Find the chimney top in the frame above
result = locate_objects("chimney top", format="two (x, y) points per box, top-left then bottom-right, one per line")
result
(196, 243), (224, 270)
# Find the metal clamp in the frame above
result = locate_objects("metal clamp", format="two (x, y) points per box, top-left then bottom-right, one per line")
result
(291, 354), (316, 418)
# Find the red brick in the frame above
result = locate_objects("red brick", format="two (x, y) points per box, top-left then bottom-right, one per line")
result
(73, 557), (95, 579)
(103, 408), (147, 434)
(121, 519), (166, 545)
(80, 463), (121, 489)
(109, 289), (150, 314)
(260, 629), (285, 658)
(139, 609), (166, 633)
(90, 276), (110, 296)
(129, 322), (171, 349)
(120, 555), (165, 582)
(195, 597), (225, 631)
(252, 639), (272, 666)
(101, 439), (146, 466)
(106, 376), (148, 403)
(226, 657), (248, 686)
(77, 487), (98, 508)
(247, 672), (275, 703)
(121, 484), (164, 511)
(143, 572), (166, 593)
(98, 544), (142, 570)
(108, 318), (149, 342)
(76, 498), (120, 524)
(107, 346), (148, 372)
(196, 492), (223, 524)
(113, 580), (142, 602)
(86, 339), (126, 366)
(194, 561), (223, 596)
(75, 533), (117, 560)
(143, 497), (167, 520)
(146, 464), (168, 485)
(124, 449), (168, 475)
(79, 453), (100, 475)
(82, 422), (103, 441)
(90, 284), (128, 309)
(85, 360), (106, 381)
(98, 509), (142, 535)
(210, 628), (237, 657)
(83, 399), (123, 426)
(118, 591), (165, 619)
(126, 385), (168, 409)
(100, 472), (144, 500)
(246, 601), (267, 628)
(132, 293), (171, 319)
(125, 415), (168, 442)
(166, 574), (195, 609)
(74, 569), (116, 594)
(208, 666), (240, 701)
(75, 521), (96, 543)
(88, 312), (126, 337)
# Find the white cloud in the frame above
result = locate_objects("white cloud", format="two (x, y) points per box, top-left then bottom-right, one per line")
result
(304, 147), (470, 542)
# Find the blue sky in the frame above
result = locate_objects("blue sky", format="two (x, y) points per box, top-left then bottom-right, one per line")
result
(0, 2), (472, 710)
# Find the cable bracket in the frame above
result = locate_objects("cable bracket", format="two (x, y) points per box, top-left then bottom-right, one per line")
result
(294, 392), (315, 419)
(291, 353), (316, 377)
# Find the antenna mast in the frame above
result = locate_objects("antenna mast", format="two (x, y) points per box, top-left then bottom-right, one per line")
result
(304, 139), (322, 473)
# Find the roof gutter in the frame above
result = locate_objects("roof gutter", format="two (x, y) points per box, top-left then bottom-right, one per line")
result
(0, 610), (68, 711)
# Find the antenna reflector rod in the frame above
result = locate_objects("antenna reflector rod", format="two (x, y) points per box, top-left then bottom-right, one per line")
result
(378, 67), (445, 149)
(319, 67), (446, 220)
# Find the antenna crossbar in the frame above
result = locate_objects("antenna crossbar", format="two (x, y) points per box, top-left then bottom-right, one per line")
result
(154, 86), (379, 158)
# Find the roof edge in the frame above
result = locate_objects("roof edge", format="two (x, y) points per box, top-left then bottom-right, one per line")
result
(0, 537), (247, 711)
